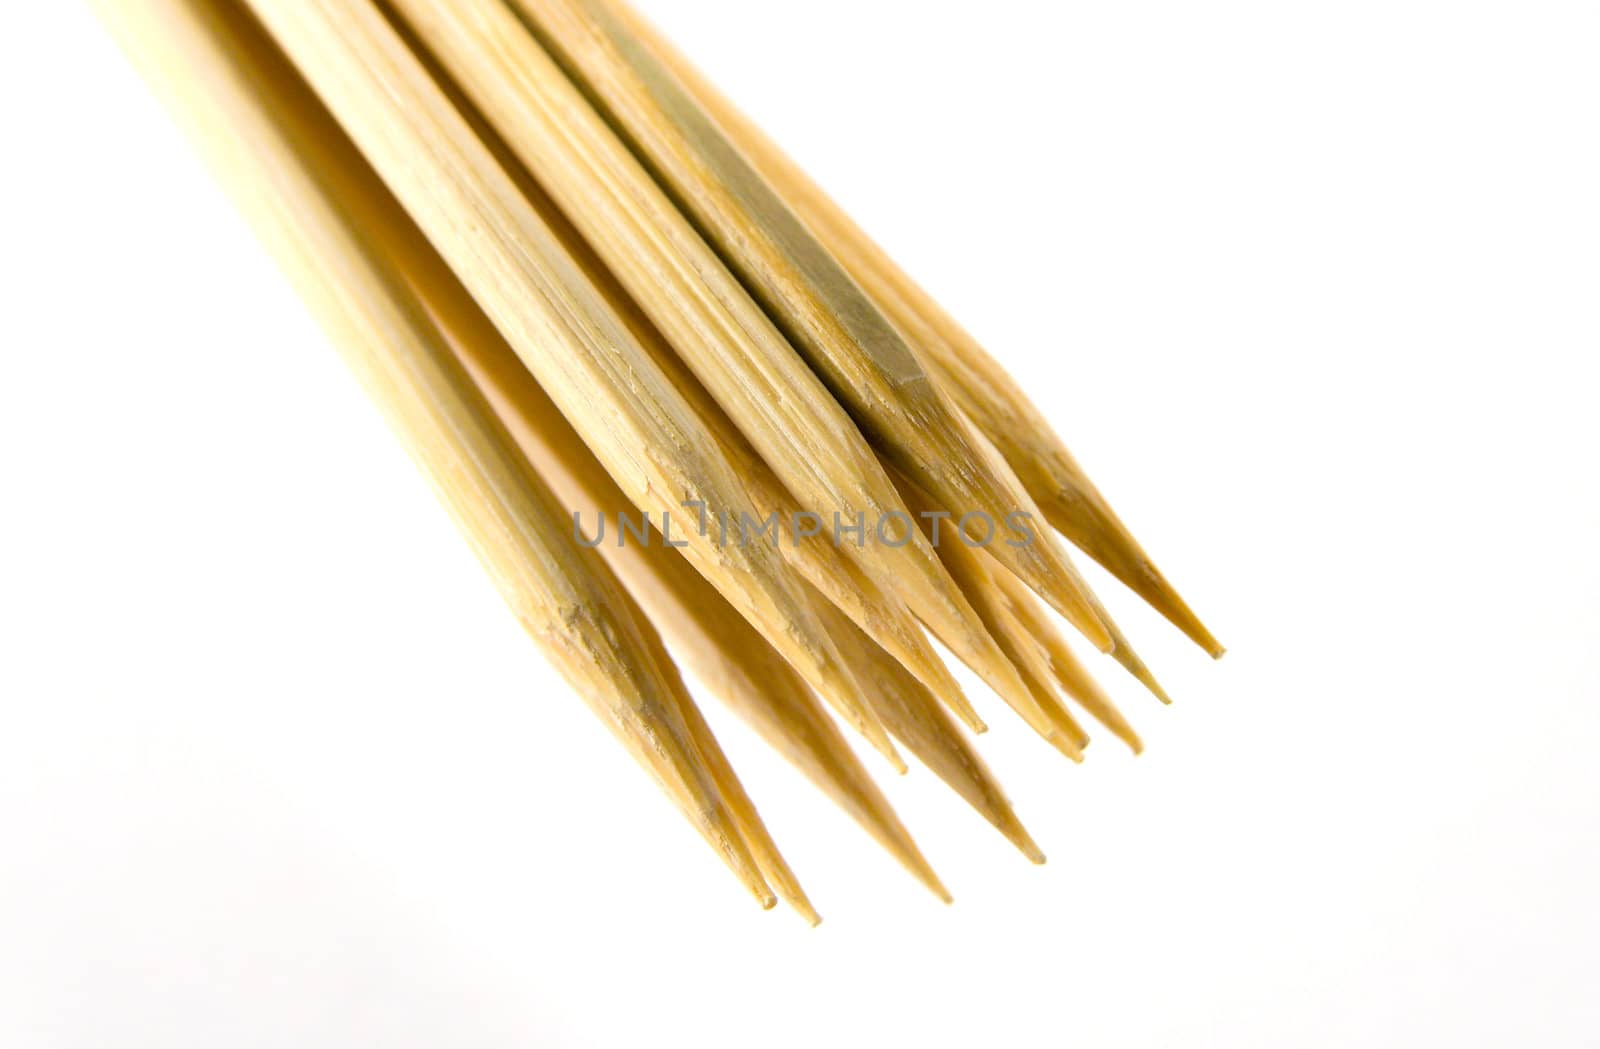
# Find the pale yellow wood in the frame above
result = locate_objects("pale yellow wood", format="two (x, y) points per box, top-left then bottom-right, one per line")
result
(512, 0), (1115, 654)
(231, 19), (946, 901)
(469, 336), (947, 905)
(807, 589), (1045, 867)
(965, 422), (1173, 706)
(612, 0), (1223, 659)
(885, 469), (1085, 756)
(91, 0), (781, 906)
(450, 126), (1001, 738)
(990, 568), (1145, 755)
(405, 139), (1029, 870)
(236, 0), (906, 769)
(385, 0), (1025, 729)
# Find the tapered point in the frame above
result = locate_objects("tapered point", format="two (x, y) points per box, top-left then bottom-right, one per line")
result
(787, 894), (823, 927)
(1138, 669), (1174, 706)
(1106, 641), (1173, 706)
(905, 851), (954, 904)
(835, 685), (906, 772)
(998, 810), (1047, 864)
(932, 680), (987, 733)
(1046, 731), (1086, 763)
(1033, 577), (1114, 653)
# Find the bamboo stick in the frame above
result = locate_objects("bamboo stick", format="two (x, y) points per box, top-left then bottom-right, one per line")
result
(238, 0), (903, 769)
(510, 0), (1116, 655)
(807, 590), (1046, 868)
(416, 200), (952, 901)
(385, 30), (998, 736)
(91, 0), (781, 906)
(89, 0), (1221, 918)
(610, 0), (1224, 659)
(214, 4), (948, 900)
(400, 44), (1039, 741)
(384, 0), (1027, 730)
(890, 468), (1088, 761)
(965, 421), (1173, 706)
(989, 568), (1145, 755)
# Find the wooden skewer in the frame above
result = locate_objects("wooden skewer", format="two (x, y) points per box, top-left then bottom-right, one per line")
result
(93, 0), (781, 906)
(627, 596), (819, 923)
(508, 392), (949, 906)
(889, 467), (1087, 760)
(384, 0), (1024, 728)
(964, 422), (1173, 706)
(93, 0), (1222, 918)
(988, 568), (1145, 755)
(411, 52), (1036, 741)
(390, 49), (990, 737)
(807, 589), (1046, 868)
(238, 0), (904, 770)
(398, 172), (951, 903)
(400, 116), (1033, 863)
(610, 0), (1224, 659)
(224, 8), (938, 904)
(511, 0), (1116, 655)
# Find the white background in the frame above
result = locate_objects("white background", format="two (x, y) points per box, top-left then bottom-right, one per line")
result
(3, 1), (1597, 1046)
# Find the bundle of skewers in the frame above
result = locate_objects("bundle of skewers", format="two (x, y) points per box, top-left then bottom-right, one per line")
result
(94, 0), (1224, 923)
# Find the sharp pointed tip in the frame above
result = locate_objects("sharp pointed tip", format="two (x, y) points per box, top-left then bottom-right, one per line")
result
(867, 727), (909, 774)
(998, 812), (1047, 864)
(943, 697), (986, 732)
(910, 603), (1016, 735)
(1045, 731), (1086, 763)
(1156, 591), (1224, 658)
(863, 808), (951, 902)
(1111, 648), (1173, 705)
(919, 665), (988, 734)
(787, 894), (823, 926)
(1043, 497), (1224, 658)
(973, 654), (1056, 738)
(1172, 607), (1226, 657)
(1144, 677), (1175, 706)
(886, 837), (953, 904)
(825, 672), (906, 772)
(1041, 584), (1114, 652)
(1163, 598), (1225, 658)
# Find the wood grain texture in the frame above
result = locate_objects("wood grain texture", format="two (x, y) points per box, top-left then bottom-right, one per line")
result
(964, 423), (1172, 706)
(385, 0), (1023, 726)
(888, 468), (1086, 758)
(513, 0), (1117, 655)
(990, 568), (1144, 755)
(238, 0), (904, 768)
(807, 590), (1045, 869)
(394, 173), (950, 903)
(418, 91), (1001, 737)
(93, 0), (781, 906)
(612, 0), (1223, 658)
